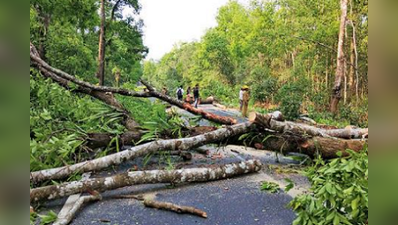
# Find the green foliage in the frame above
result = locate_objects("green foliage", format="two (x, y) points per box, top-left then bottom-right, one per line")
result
(30, 0), (146, 85)
(284, 178), (295, 192)
(260, 181), (280, 193)
(289, 149), (368, 225)
(275, 81), (307, 120)
(37, 211), (57, 225)
(30, 73), (125, 171)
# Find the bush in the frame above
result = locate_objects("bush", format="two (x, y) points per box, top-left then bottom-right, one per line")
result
(251, 76), (278, 103)
(289, 149), (368, 225)
(275, 81), (306, 120)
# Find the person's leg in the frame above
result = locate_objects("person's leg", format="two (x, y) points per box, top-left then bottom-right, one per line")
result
(242, 102), (248, 117)
(239, 100), (243, 111)
(194, 98), (198, 108)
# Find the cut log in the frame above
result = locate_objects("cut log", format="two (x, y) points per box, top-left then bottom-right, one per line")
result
(30, 122), (253, 183)
(185, 96), (214, 105)
(260, 134), (366, 159)
(30, 159), (262, 203)
(143, 199), (207, 218)
(249, 112), (368, 139)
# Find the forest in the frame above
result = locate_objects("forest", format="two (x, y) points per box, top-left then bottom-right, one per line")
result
(30, 0), (368, 224)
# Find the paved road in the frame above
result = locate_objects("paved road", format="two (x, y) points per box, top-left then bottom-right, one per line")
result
(40, 105), (310, 225)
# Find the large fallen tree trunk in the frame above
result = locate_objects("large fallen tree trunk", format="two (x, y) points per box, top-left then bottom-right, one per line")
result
(257, 133), (366, 159)
(30, 122), (253, 183)
(30, 42), (237, 125)
(30, 43), (140, 131)
(249, 112), (368, 139)
(30, 159), (262, 203)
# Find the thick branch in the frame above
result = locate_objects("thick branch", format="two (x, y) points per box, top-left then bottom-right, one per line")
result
(30, 159), (262, 203)
(30, 122), (253, 183)
(53, 193), (102, 225)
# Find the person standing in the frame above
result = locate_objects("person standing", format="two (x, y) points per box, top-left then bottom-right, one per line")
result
(241, 85), (250, 117)
(193, 84), (200, 108)
(186, 86), (192, 102)
(239, 87), (244, 111)
(176, 86), (184, 101)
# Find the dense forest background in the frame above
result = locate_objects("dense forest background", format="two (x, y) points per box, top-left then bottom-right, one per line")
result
(143, 0), (368, 125)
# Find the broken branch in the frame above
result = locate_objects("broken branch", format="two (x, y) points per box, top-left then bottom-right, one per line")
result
(143, 199), (207, 218)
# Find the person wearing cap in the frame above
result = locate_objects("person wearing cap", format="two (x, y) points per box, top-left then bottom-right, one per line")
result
(241, 85), (250, 117)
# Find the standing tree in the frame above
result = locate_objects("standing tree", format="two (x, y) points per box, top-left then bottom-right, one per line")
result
(331, 0), (348, 114)
(97, 0), (142, 86)
(97, 0), (106, 85)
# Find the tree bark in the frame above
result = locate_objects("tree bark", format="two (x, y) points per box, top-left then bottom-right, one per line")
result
(97, 0), (106, 86)
(143, 199), (207, 218)
(249, 112), (368, 139)
(258, 134), (366, 159)
(30, 122), (253, 183)
(331, 0), (348, 114)
(30, 159), (262, 203)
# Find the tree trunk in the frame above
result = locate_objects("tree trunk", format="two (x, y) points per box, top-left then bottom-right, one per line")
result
(249, 112), (368, 139)
(97, 0), (106, 86)
(30, 159), (262, 203)
(258, 134), (366, 159)
(30, 122), (253, 183)
(331, 0), (348, 114)
(348, 34), (355, 102)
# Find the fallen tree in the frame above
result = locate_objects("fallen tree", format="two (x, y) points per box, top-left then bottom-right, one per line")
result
(30, 42), (237, 125)
(30, 159), (262, 203)
(30, 122), (253, 183)
(30, 43), (141, 131)
(257, 133), (366, 159)
(249, 112), (368, 139)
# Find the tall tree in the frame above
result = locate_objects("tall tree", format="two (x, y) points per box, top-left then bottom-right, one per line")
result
(331, 0), (348, 114)
(97, 0), (106, 85)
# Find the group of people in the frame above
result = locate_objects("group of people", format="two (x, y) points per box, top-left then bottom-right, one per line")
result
(162, 83), (251, 117)
(162, 84), (201, 108)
